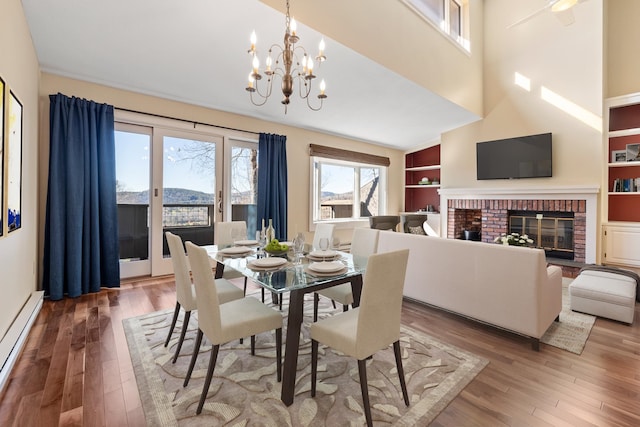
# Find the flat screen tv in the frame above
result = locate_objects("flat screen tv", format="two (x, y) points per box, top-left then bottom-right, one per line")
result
(476, 132), (552, 180)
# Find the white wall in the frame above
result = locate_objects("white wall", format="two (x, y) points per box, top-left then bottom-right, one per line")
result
(441, 0), (603, 191)
(0, 0), (40, 340)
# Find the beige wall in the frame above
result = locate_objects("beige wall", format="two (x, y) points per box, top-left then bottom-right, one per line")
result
(441, 0), (603, 190)
(260, 0), (484, 118)
(0, 0), (40, 339)
(606, 0), (640, 97)
(38, 74), (404, 259)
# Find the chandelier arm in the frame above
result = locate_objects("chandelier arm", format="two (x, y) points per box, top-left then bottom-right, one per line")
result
(306, 94), (324, 111)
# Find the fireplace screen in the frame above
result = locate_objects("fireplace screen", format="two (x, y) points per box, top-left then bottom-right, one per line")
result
(509, 212), (574, 259)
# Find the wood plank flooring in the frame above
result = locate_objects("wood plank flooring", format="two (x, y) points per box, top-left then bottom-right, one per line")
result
(0, 275), (638, 426)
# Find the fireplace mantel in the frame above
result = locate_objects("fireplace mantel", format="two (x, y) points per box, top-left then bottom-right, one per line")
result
(438, 185), (599, 264)
(438, 185), (600, 198)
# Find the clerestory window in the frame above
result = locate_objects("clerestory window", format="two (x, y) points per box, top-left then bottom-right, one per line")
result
(401, 0), (470, 52)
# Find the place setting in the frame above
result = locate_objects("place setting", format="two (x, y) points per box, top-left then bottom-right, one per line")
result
(247, 256), (290, 272)
(217, 245), (254, 258)
(305, 260), (348, 277)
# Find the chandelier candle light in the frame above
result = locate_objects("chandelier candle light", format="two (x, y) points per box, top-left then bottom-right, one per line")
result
(246, 0), (327, 113)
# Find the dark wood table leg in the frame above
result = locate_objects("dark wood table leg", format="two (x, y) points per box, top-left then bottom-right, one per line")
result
(351, 274), (363, 307)
(281, 288), (305, 406)
(214, 261), (224, 279)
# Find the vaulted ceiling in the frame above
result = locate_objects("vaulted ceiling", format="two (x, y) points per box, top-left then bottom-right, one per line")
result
(22, 0), (480, 149)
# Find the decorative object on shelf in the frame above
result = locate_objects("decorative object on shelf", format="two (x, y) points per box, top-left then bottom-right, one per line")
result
(611, 149), (627, 163)
(494, 232), (533, 246)
(418, 177), (430, 185)
(245, 0), (327, 113)
(626, 143), (640, 162)
(432, 179), (440, 185)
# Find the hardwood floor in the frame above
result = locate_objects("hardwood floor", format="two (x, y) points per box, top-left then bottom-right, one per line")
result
(1, 275), (638, 426)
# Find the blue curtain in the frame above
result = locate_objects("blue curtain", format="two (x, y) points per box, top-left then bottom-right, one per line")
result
(43, 93), (120, 300)
(257, 133), (287, 240)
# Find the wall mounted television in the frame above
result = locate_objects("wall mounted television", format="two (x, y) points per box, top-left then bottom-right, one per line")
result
(476, 132), (552, 180)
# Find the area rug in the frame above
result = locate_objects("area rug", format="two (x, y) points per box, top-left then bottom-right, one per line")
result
(540, 278), (596, 355)
(124, 294), (488, 426)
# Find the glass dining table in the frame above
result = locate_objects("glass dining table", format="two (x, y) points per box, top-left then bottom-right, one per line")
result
(205, 244), (367, 406)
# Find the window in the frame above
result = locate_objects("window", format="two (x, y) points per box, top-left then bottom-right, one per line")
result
(402, 0), (469, 52)
(311, 157), (387, 226)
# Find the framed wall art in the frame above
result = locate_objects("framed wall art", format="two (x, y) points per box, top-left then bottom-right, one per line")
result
(611, 149), (627, 163)
(7, 90), (22, 233)
(626, 143), (640, 163)
(0, 77), (4, 236)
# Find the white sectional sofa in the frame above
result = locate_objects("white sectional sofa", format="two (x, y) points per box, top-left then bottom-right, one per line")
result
(377, 231), (563, 349)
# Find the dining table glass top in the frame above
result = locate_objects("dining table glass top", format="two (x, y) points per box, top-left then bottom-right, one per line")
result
(204, 244), (367, 294)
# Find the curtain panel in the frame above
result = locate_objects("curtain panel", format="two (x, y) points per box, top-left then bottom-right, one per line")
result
(43, 93), (120, 300)
(257, 133), (288, 241)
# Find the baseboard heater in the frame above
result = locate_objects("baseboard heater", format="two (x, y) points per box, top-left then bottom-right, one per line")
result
(0, 291), (44, 392)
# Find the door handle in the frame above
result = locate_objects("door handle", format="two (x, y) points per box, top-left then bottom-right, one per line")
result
(218, 190), (223, 214)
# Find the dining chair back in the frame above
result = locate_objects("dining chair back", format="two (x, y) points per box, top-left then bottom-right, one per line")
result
(215, 220), (247, 245)
(184, 241), (283, 414)
(313, 228), (379, 321)
(164, 232), (243, 363)
(310, 249), (410, 427)
(312, 223), (335, 250)
(369, 215), (400, 231)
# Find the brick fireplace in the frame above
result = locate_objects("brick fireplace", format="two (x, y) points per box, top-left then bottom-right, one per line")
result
(447, 198), (585, 262)
(439, 186), (599, 265)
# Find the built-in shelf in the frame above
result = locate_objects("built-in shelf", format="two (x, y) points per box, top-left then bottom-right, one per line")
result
(405, 145), (440, 212)
(608, 192), (640, 195)
(608, 127), (640, 138)
(608, 160), (640, 167)
(405, 165), (441, 172)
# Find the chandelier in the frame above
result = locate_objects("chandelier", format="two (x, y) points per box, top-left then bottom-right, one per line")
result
(246, 0), (327, 113)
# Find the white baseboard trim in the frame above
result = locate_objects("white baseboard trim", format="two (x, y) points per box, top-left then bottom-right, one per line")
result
(0, 291), (44, 392)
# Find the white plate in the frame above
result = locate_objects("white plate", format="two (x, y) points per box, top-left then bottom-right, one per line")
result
(308, 261), (344, 273)
(251, 257), (288, 268)
(309, 250), (338, 258)
(219, 246), (252, 255)
(234, 239), (258, 246)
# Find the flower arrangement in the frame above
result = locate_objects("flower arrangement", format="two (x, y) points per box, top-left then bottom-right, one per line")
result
(494, 232), (533, 247)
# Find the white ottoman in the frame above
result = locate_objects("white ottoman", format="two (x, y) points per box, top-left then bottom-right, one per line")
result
(569, 270), (636, 324)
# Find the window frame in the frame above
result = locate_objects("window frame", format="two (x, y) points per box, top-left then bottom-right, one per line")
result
(401, 0), (470, 53)
(309, 156), (388, 231)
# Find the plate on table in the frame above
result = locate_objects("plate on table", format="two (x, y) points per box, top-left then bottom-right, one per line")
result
(308, 250), (338, 260)
(234, 239), (258, 246)
(249, 257), (288, 269)
(308, 261), (345, 273)
(219, 246), (253, 256)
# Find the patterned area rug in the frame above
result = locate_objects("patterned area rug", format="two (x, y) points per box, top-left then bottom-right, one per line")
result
(541, 278), (596, 355)
(124, 294), (488, 426)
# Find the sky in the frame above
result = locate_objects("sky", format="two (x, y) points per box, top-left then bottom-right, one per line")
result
(115, 131), (215, 194)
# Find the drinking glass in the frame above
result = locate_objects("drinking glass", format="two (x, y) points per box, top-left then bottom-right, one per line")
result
(319, 237), (330, 251)
(331, 236), (341, 250)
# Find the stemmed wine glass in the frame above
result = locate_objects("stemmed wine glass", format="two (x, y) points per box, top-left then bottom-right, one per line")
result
(319, 237), (330, 251)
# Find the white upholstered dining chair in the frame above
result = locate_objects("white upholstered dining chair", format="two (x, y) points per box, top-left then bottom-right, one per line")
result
(310, 249), (410, 427)
(215, 221), (252, 296)
(313, 227), (379, 321)
(312, 223), (335, 250)
(164, 232), (243, 363)
(184, 241), (283, 415)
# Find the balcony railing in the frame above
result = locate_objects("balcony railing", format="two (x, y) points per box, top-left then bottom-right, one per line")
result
(117, 203), (256, 261)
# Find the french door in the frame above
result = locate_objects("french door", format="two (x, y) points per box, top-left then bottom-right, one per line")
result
(115, 122), (225, 278)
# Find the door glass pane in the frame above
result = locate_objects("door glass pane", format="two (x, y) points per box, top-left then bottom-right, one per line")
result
(360, 167), (379, 217)
(320, 164), (354, 219)
(115, 130), (150, 261)
(162, 136), (216, 256)
(230, 145), (258, 237)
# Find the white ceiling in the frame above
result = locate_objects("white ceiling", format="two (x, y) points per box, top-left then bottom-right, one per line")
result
(21, 0), (479, 150)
